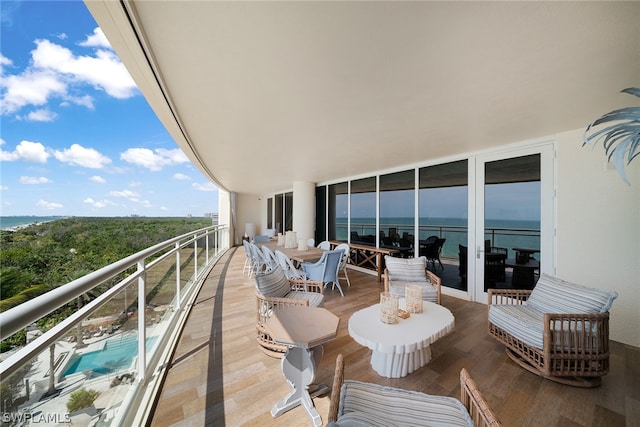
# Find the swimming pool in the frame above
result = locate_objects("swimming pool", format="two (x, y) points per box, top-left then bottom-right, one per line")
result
(62, 334), (157, 378)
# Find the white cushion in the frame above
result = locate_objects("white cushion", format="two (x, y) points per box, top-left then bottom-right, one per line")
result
(254, 267), (290, 298)
(489, 304), (545, 348)
(338, 380), (473, 427)
(384, 256), (428, 283)
(389, 281), (438, 303)
(527, 274), (618, 314)
(286, 291), (324, 307)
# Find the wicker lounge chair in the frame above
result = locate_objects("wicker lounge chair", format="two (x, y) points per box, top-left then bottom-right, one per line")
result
(488, 274), (618, 387)
(254, 266), (324, 357)
(328, 354), (501, 427)
(384, 255), (441, 304)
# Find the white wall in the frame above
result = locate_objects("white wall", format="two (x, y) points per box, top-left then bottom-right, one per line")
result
(236, 193), (264, 238)
(556, 128), (640, 346)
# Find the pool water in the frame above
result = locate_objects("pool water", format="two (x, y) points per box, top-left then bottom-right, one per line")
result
(62, 335), (157, 378)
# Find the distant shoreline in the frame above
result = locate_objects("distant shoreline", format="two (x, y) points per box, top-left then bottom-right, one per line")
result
(0, 216), (67, 231)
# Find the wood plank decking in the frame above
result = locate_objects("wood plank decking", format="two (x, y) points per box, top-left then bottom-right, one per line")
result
(149, 248), (639, 427)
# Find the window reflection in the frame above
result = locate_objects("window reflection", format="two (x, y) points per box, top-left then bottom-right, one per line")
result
(349, 177), (376, 245)
(419, 160), (468, 289)
(380, 170), (415, 257)
(328, 182), (348, 241)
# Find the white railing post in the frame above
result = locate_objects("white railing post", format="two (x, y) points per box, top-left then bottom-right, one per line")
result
(206, 230), (210, 263)
(175, 241), (181, 304)
(137, 260), (147, 381)
(194, 233), (199, 279)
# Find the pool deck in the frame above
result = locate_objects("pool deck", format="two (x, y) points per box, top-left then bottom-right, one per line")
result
(16, 323), (166, 425)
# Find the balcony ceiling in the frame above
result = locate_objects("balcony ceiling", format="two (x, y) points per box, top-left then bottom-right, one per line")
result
(85, 1), (640, 195)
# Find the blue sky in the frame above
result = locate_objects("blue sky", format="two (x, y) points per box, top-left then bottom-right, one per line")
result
(0, 1), (219, 217)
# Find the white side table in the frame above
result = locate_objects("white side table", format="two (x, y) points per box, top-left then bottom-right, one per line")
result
(348, 300), (454, 378)
(264, 306), (340, 426)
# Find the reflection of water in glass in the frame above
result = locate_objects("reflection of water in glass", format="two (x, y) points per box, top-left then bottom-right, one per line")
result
(62, 335), (157, 378)
(337, 217), (540, 259)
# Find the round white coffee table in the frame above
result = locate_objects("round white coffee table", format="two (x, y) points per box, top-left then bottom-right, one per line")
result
(348, 300), (454, 378)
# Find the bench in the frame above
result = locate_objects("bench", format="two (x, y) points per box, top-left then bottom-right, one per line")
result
(329, 241), (398, 282)
(488, 274), (618, 387)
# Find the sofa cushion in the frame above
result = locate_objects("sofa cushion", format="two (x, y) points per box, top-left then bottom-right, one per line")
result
(286, 291), (324, 308)
(527, 274), (618, 314)
(389, 282), (438, 303)
(254, 267), (290, 298)
(384, 256), (428, 283)
(338, 380), (473, 427)
(489, 304), (545, 349)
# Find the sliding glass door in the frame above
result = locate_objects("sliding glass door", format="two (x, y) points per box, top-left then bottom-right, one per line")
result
(471, 144), (554, 302)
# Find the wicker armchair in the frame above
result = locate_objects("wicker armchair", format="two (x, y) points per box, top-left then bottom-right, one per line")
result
(254, 266), (324, 357)
(384, 255), (441, 304)
(488, 274), (618, 387)
(328, 354), (501, 427)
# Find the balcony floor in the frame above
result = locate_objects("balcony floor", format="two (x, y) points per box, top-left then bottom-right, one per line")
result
(149, 248), (639, 426)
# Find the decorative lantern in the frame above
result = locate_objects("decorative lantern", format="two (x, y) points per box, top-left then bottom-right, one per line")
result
(379, 292), (399, 324)
(405, 285), (423, 313)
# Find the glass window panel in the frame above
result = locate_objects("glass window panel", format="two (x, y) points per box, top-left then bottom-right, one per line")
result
(419, 160), (468, 290)
(315, 186), (326, 243)
(284, 192), (293, 231)
(380, 170), (414, 256)
(275, 194), (284, 233)
(328, 182), (348, 241)
(485, 154), (541, 259)
(267, 198), (273, 229)
(350, 177), (376, 245)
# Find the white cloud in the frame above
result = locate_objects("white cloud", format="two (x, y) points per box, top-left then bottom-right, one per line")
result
(0, 140), (50, 163)
(109, 189), (140, 202)
(157, 148), (189, 164)
(27, 108), (57, 122)
(61, 94), (94, 110)
(37, 199), (63, 210)
(90, 175), (106, 184)
(0, 34), (137, 116)
(1, 69), (67, 114)
(173, 173), (191, 180)
(121, 147), (189, 171)
(20, 176), (51, 184)
(79, 28), (111, 49)
(84, 197), (114, 208)
(32, 39), (137, 99)
(1, 185), (8, 191)
(192, 181), (217, 192)
(54, 143), (111, 168)
(0, 53), (12, 74)
(160, 206), (168, 211)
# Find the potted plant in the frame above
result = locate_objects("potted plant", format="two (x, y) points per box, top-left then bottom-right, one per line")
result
(583, 87), (640, 185)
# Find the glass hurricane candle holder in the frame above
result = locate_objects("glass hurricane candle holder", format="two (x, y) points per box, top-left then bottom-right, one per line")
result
(379, 292), (399, 324)
(405, 285), (423, 314)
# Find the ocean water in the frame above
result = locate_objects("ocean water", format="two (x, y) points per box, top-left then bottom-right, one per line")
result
(0, 216), (65, 230)
(338, 217), (540, 259)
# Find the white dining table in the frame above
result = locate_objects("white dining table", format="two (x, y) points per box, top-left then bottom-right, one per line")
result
(258, 240), (325, 265)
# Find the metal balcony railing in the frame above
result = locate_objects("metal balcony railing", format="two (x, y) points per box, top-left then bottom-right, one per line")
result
(0, 225), (229, 426)
(341, 222), (540, 259)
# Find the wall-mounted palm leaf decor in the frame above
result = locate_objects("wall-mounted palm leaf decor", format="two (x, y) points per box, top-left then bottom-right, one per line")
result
(583, 87), (640, 185)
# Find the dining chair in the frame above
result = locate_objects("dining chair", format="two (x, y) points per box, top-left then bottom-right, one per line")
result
(334, 243), (351, 288)
(248, 242), (268, 277)
(317, 240), (331, 250)
(275, 250), (307, 280)
(302, 249), (345, 296)
(261, 245), (278, 272)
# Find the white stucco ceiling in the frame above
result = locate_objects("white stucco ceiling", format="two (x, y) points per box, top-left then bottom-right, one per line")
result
(85, 1), (640, 195)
